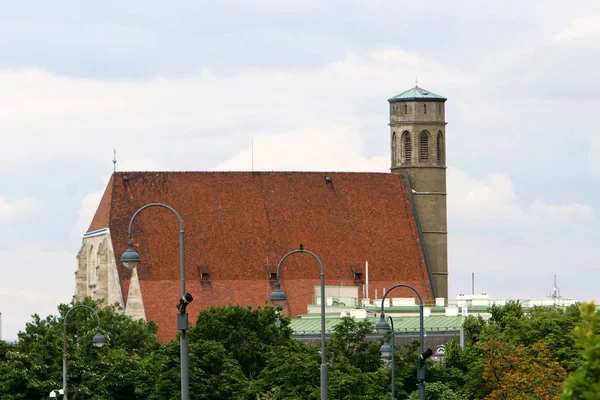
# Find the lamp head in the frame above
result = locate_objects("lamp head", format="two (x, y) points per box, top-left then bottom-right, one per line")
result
(120, 240), (140, 270)
(177, 293), (194, 314)
(375, 314), (391, 333)
(269, 281), (287, 305)
(379, 341), (392, 360)
(419, 348), (434, 365)
(92, 328), (107, 348)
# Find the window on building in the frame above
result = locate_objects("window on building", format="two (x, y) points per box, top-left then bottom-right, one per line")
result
(437, 131), (444, 164)
(404, 104), (408, 114)
(438, 103), (441, 114)
(424, 104), (427, 114)
(402, 131), (412, 162)
(419, 131), (429, 162)
(392, 131), (397, 165)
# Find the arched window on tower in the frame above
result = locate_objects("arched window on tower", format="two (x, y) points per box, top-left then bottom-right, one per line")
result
(419, 131), (429, 162)
(437, 131), (444, 164)
(402, 131), (412, 163)
(404, 104), (408, 114)
(392, 131), (397, 165)
(423, 104), (427, 114)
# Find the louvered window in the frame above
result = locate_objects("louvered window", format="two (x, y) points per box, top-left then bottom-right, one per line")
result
(403, 132), (411, 162)
(392, 132), (397, 165)
(437, 132), (444, 163)
(419, 132), (429, 161)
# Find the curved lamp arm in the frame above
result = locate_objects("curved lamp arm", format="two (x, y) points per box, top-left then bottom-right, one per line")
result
(127, 203), (184, 236)
(63, 305), (105, 400)
(126, 203), (186, 295)
(275, 249), (325, 277)
(64, 305), (101, 327)
(378, 283), (424, 359)
(272, 248), (328, 400)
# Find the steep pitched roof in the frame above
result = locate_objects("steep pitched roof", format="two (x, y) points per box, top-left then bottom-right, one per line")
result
(94, 171), (434, 340)
(388, 86), (446, 103)
(87, 174), (114, 233)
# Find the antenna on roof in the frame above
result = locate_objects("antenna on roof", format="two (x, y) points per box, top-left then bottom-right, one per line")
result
(415, 77), (418, 87)
(113, 148), (117, 173)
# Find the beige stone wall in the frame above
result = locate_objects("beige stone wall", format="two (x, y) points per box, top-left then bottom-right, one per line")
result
(389, 99), (448, 299)
(75, 231), (125, 309)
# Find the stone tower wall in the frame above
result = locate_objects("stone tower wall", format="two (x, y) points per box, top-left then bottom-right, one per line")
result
(389, 97), (448, 299)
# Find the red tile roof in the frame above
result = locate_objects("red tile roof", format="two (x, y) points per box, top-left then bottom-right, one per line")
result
(91, 171), (433, 341)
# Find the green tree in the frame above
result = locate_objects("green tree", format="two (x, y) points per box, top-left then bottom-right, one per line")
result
(189, 305), (292, 379)
(561, 302), (600, 400)
(0, 297), (159, 399)
(327, 317), (382, 372)
(407, 381), (467, 400)
(480, 339), (566, 400)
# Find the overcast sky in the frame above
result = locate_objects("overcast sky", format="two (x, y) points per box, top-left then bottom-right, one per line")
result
(1, 0), (599, 339)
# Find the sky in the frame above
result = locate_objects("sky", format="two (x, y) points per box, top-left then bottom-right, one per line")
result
(1, 0), (599, 340)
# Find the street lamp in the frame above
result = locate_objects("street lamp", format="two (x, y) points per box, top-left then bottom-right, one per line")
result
(269, 247), (328, 400)
(62, 305), (106, 400)
(376, 284), (432, 400)
(120, 203), (192, 400)
(379, 316), (396, 400)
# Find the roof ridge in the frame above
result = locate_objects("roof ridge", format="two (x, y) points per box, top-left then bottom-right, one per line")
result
(114, 171), (394, 175)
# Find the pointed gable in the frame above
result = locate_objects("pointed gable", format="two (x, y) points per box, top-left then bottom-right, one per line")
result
(87, 174), (115, 233)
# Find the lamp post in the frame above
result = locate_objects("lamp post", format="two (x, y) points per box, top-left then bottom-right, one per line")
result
(269, 248), (328, 400)
(376, 284), (432, 400)
(379, 316), (396, 400)
(62, 305), (106, 400)
(120, 203), (192, 400)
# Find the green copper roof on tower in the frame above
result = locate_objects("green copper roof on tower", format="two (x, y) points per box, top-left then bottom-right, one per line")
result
(388, 86), (446, 102)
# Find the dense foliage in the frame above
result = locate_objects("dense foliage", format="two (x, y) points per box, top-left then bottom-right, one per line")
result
(1, 299), (599, 399)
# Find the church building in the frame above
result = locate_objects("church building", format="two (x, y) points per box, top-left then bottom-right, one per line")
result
(75, 86), (448, 341)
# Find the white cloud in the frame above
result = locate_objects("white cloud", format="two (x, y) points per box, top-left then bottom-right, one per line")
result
(214, 126), (388, 172)
(447, 167), (523, 223)
(0, 197), (39, 223)
(447, 167), (596, 300)
(554, 16), (600, 41)
(0, 244), (74, 340)
(0, 48), (460, 171)
(528, 199), (593, 222)
(590, 136), (600, 175)
(71, 190), (104, 240)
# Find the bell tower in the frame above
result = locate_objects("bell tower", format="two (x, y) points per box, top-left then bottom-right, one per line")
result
(389, 86), (448, 300)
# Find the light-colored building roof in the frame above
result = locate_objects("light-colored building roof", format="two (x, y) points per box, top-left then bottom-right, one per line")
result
(388, 86), (446, 102)
(290, 315), (465, 335)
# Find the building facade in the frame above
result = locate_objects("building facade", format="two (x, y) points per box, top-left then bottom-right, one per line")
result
(74, 86), (449, 341)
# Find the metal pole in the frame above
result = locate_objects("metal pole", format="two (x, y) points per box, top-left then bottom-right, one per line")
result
(127, 203), (189, 400)
(419, 302), (425, 400)
(389, 316), (395, 400)
(180, 228), (189, 400)
(379, 284), (426, 400)
(274, 249), (327, 400)
(62, 323), (68, 400)
(62, 305), (101, 400)
(320, 270), (328, 400)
